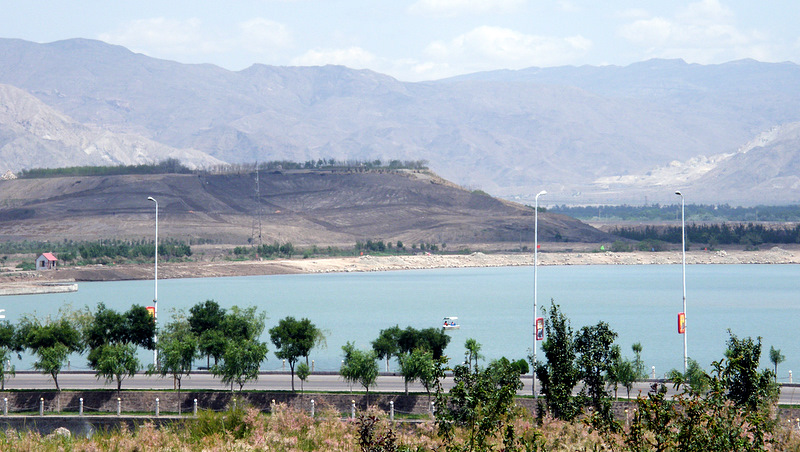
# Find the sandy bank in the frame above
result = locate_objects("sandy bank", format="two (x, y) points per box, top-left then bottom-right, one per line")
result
(3, 247), (797, 286)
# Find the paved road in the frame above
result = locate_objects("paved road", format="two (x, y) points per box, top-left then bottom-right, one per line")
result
(8, 371), (800, 405)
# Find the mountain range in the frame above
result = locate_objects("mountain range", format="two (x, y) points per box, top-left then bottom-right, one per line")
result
(1, 38), (800, 206)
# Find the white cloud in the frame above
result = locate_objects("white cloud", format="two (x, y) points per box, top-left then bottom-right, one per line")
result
(424, 26), (592, 72)
(238, 18), (292, 52)
(409, 0), (525, 16)
(291, 47), (377, 69)
(98, 17), (224, 56)
(618, 0), (768, 63)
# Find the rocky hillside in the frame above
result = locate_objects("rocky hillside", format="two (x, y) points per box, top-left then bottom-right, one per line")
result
(0, 169), (612, 247)
(2, 39), (800, 205)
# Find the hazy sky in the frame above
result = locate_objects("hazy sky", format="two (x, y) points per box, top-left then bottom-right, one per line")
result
(3, 0), (798, 81)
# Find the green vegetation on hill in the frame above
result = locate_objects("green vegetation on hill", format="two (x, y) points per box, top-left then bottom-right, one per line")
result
(0, 239), (193, 265)
(552, 203), (800, 222)
(612, 223), (800, 248)
(16, 158), (429, 179)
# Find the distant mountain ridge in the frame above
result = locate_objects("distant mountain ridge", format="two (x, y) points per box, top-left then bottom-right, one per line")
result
(1, 38), (800, 205)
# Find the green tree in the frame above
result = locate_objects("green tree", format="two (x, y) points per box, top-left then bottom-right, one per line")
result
(154, 315), (199, 412)
(95, 343), (139, 393)
(34, 343), (70, 391)
(464, 338), (483, 370)
(84, 303), (154, 369)
(397, 326), (451, 359)
(0, 322), (20, 390)
(668, 358), (710, 394)
(0, 347), (14, 390)
(17, 310), (82, 392)
(340, 342), (379, 405)
(213, 339), (269, 392)
(533, 300), (580, 421)
(575, 321), (619, 416)
(723, 331), (777, 410)
(435, 358), (525, 452)
(188, 300), (227, 367)
(631, 342), (646, 379)
(397, 347), (436, 396)
(371, 325), (401, 372)
(768, 345), (785, 379)
(269, 316), (318, 392)
(296, 362), (310, 393)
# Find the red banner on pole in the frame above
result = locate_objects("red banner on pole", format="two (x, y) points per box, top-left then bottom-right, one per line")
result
(146, 306), (155, 318)
(678, 312), (686, 334)
(535, 317), (544, 340)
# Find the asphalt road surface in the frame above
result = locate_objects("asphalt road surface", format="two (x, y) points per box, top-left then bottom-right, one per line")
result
(7, 371), (800, 406)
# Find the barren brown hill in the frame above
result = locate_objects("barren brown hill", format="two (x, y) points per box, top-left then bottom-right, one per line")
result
(0, 169), (611, 248)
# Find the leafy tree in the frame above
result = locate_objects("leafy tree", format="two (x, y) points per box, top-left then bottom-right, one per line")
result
(371, 325), (402, 372)
(340, 342), (379, 405)
(0, 347), (14, 390)
(768, 345), (785, 379)
(533, 300), (580, 420)
(723, 331), (777, 410)
(269, 316), (318, 392)
(222, 305), (267, 343)
(668, 358), (710, 394)
(213, 339), (269, 392)
(464, 338), (483, 370)
(84, 303), (154, 369)
(631, 342), (646, 379)
(398, 347), (437, 396)
(33, 343), (70, 391)
(435, 358), (525, 452)
(0, 322), (20, 390)
(575, 321), (619, 415)
(188, 300), (227, 366)
(296, 362), (310, 393)
(95, 343), (139, 393)
(397, 326), (451, 359)
(17, 310), (82, 392)
(153, 315), (199, 412)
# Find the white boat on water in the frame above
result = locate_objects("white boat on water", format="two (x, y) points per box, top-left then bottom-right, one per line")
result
(442, 316), (460, 330)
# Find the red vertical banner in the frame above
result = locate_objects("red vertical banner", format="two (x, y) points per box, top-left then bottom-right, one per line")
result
(678, 312), (686, 334)
(146, 306), (156, 318)
(535, 317), (544, 341)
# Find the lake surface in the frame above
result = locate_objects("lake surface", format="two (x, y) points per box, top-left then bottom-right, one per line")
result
(2, 264), (798, 381)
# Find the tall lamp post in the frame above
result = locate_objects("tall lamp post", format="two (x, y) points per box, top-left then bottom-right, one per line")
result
(533, 189), (546, 396)
(675, 190), (687, 374)
(147, 196), (159, 366)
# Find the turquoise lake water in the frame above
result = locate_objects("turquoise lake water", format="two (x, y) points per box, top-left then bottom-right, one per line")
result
(2, 264), (798, 380)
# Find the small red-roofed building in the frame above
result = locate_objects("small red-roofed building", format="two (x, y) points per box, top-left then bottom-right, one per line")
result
(36, 253), (58, 270)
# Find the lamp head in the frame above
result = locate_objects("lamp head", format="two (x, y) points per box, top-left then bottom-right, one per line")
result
(536, 190), (547, 198)
(147, 196), (157, 203)
(675, 191), (682, 197)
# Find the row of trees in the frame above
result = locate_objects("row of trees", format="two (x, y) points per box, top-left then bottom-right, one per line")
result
(551, 203), (800, 222)
(612, 222), (800, 247)
(0, 300), (324, 401)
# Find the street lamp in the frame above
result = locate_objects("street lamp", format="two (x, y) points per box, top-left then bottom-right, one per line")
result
(147, 196), (158, 366)
(533, 189), (546, 396)
(675, 190), (687, 374)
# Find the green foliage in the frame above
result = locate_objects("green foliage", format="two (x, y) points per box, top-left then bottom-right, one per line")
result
(154, 314), (199, 406)
(768, 346), (785, 378)
(188, 300), (227, 365)
(269, 316), (318, 391)
(397, 326), (451, 359)
(84, 303), (154, 370)
(17, 158), (192, 178)
(94, 343), (139, 392)
(17, 308), (83, 391)
(534, 300), (581, 421)
(552, 203), (800, 223)
(668, 358), (710, 394)
(611, 240), (632, 252)
(296, 362), (310, 393)
(0, 347), (15, 390)
(33, 343), (69, 391)
(340, 342), (379, 404)
(612, 222), (800, 246)
(397, 348), (439, 397)
(372, 325), (402, 371)
(463, 338), (483, 371)
(435, 358), (525, 452)
(723, 331), (777, 410)
(212, 339), (269, 392)
(574, 321), (619, 417)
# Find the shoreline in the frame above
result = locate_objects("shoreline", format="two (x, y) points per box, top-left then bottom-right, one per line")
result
(1, 247), (798, 293)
